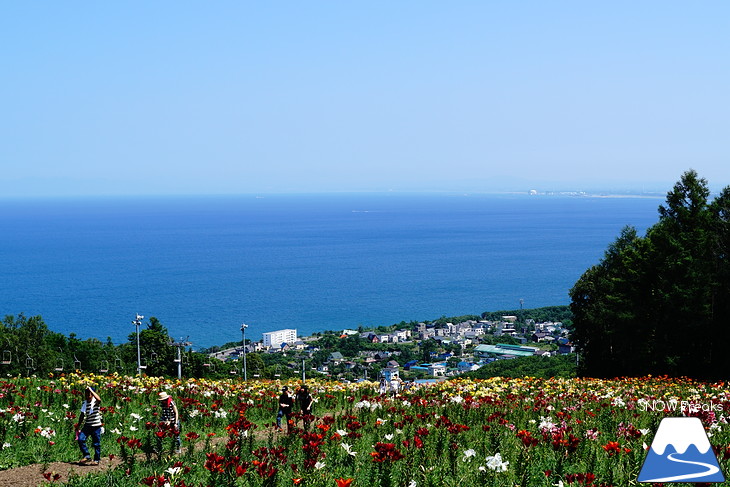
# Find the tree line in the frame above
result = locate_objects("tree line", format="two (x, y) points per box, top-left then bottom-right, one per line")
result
(570, 170), (730, 379)
(0, 314), (241, 378)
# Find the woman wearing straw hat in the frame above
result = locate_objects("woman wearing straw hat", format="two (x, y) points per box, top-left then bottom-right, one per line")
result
(158, 391), (181, 453)
(76, 386), (103, 465)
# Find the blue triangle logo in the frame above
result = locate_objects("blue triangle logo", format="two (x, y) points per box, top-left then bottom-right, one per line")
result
(638, 417), (725, 483)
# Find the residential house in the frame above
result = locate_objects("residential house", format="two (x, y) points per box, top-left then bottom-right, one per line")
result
(463, 331), (480, 341)
(457, 361), (481, 373)
(394, 329), (411, 341)
(495, 324), (517, 336)
(426, 362), (447, 376)
(558, 341), (575, 355)
(531, 332), (555, 343)
(419, 327), (436, 340)
(403, 360), (418, 370)
(362, 333), (380, 343)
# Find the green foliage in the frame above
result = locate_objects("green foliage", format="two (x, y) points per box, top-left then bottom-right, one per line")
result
(126, 317), (177, 377)
(570, 170), (730, 379)
(466, 354), (577, 379)
(418, 338), (439, 362)
(0, 314), (216, 379)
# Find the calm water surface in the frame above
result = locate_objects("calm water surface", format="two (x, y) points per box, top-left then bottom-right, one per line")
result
(0, 193), (662, 348)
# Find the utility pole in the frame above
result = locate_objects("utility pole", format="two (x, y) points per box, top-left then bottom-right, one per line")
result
(132, 314), (144, 376)
(171, 337), (192, 379)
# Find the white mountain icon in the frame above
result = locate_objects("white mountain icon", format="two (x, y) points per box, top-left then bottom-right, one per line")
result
(650, 417), (712, 455)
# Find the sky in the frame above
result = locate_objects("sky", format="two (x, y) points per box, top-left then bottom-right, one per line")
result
(2, 2), (729, 197)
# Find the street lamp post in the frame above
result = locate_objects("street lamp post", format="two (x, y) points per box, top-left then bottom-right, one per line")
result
(132, 314), (144, 376)
(241, 323), (248, 381)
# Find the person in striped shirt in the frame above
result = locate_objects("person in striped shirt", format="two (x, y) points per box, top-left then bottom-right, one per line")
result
(76, 386), (103, 465)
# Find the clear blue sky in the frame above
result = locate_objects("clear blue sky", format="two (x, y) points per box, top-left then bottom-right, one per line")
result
(2, 1), (728, 197)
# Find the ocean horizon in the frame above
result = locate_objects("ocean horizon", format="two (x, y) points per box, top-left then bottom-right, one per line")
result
(0, 192), (662, 349)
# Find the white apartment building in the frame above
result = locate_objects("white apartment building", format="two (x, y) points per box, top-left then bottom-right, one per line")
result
(262, 329), (297, 349)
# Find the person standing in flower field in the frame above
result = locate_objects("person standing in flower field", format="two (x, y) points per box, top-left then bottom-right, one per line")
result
(296, 385), (314, 430)
(390, 376), (402, 396)
(158, 391), (181, 453)
(76, 386), (102, 465)
(276, 386), (294, 433)
(379, 378), (388, 396)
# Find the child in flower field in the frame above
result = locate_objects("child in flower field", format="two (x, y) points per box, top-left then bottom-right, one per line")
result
(158, 391), (181, 453)
(76, 385), (102, 465)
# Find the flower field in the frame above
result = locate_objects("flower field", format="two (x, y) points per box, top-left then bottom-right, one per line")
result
(0, 374), (729, 486)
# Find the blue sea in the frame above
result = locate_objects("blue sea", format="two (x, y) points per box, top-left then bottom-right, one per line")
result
(0, 193), (662, 349)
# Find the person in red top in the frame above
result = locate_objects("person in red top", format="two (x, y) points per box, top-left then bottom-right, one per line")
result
(158, 392), (181, 453)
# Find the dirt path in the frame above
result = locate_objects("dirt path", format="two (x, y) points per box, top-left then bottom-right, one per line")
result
(0, 424), (292, 487)
(0, 457), (123, 487)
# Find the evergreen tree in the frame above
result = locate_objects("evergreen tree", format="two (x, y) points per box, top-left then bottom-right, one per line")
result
(647, 170), (714, 376)
(708, 187), (730, 373)
(570, 227), (648, 376)
(570, 170), (730, 379)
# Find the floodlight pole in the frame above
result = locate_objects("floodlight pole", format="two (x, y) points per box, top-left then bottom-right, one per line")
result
(241, 323), (248, 381)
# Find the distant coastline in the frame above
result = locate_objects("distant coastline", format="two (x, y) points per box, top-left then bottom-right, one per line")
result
(0, 188), (668, 201)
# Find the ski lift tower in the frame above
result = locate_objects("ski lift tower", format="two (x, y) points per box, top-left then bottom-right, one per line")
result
(240, 323), (248, 381)
(132, 313), (144, 376)
(25, 354), (35, 376)
(170, 337), (192, 379)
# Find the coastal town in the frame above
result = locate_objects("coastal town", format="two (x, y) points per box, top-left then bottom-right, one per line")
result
(206, 314), (575, 381)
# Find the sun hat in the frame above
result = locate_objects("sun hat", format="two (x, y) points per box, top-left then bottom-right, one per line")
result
(158, 392), (170, 401)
